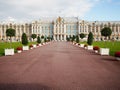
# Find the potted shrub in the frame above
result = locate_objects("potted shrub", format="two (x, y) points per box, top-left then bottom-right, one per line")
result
(41, 35), (44, 43)
(37, 36), (41, 46)
(72, 35), (76, 43)
(79, 33), (85, 47)
(93, 46), (99, 53)
(76, 35), (79, 45)
(22, 33), (29, 50)
(84, 44), (87, 49)
(16, 47), (22, 53)
(5, 28), (15, 56)
(115, 51), (120, 60)
(80, 33), (86, 42)
(87, 32), (93, 50)
(31, 34), (37, 41)
(29, 45), (33, 49)
(100, 27), (112, 55)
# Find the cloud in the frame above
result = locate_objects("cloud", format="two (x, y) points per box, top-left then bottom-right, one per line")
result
(0, 0), (100, 21)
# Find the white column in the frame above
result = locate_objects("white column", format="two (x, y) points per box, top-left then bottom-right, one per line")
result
(57, 35), (59, 41)
(60, 35), (62, 41)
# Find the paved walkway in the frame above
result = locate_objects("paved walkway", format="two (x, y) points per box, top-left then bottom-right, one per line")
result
(0, 42), (120, 90)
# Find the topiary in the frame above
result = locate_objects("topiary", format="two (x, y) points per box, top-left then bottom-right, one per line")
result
(87, 32), (93, 45)
(37, 36), (41, 43)
(21, 33), (28, 45)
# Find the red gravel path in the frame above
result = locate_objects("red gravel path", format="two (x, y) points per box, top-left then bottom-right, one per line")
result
(0, 42), (120, 90)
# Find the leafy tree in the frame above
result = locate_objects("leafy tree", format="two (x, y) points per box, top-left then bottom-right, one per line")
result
(41, 35), (44, 39)
(76, 35), (79, 43)
(37, 36), (41, 43)
(44, 37), (47, 42)
(72, 35), (76, 42)
(6, 28), (15, 48)
(101, 27), (112, 40)
(47, 36), (51, 41)
(22, 33), (28, 45)
(31, 34), (37, 41)
(101, 27), (112, 47)
(66, 36), (70, 41)
(87, 32), (93, 45)
(80, 33), (85, 39)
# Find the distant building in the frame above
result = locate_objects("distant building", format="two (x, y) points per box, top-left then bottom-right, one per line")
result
(0, 17), (120, 42)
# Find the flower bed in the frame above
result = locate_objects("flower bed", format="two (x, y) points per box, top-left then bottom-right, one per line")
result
(115, 51), (120, 60)
(29, 45), (33, 49)
(93, 46), (99, 53)
(93, 46), (99, 50)
(16, 47), (22, 53)
(16, 47), (22, 51)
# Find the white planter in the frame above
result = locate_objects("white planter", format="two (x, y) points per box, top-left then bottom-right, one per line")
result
(39, 44), (42, 46)
(17, 50), (22, 53)
(43, 43), (45, 45)
(23, 46), (29, 51)
(87, 45), (93, 50)
(76, 43), (78, 46)
(33, 44), (37, 48)
(94, 50), (98, 53)
(84, 47), (87, 49)
(99, 48), (109, 55)
(30, 47), (33, 49)
(116, 57), (120, 60)
(5, 48), (14, 56)
(80, 44), (84, 47)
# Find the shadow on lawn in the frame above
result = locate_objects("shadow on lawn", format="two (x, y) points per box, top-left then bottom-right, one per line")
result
(0, 83), (52, 90)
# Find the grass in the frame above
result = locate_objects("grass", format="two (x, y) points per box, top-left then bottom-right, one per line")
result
(80, 41), (120, 56)
(0, 42), (37, 56)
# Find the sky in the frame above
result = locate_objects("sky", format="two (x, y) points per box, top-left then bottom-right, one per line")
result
(0, 0), (120, 22)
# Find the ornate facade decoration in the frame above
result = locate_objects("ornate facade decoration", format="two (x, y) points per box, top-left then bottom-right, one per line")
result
(0, 17), (120, 42)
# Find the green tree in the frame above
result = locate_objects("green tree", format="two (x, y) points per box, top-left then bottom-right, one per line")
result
(80, 33), (85, 39)
(6, 28), (15, 48)
(101, 27), (112, 40)
(37, 36), (41, 43)
(44, 37), (47, 42)
(66, 36), (70, 41)
(31, 34), (37, 41)
(76, 35), (79, 43)
(22, 33), (28, 45)
(47, 36), (51, 41)
(72, 35), (76, 42)
(41, 35), (44, 39)
(101, 27), (112, 47)
(87, 32), (93, 45)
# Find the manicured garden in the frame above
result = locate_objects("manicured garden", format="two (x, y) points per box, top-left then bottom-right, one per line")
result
(79, 41), (120, 56)
(0, 42), (37, 56)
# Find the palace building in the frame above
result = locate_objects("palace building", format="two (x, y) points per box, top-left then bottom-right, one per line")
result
(0, 17), (120, 41)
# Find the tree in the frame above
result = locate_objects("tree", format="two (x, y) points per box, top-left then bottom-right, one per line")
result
(87, 32), (93, 45)
(41, 35), (44, 39)
(47, 36), (51, 42)
(31, 34), (37, 41)
(101, 27), (112, 40)
(6, 28), (15, 48)
(76, 35), (79, 43)
(66, 36), (70, 41)
(101, 27), (112, 47)
(72, 35), (76, 42)
(22, 33), (28, 45)
(80, 33), (85, 39)
(44, 37), (47, 42)
(37, 36), (41, 43)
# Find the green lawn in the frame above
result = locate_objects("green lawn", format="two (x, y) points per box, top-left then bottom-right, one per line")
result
(80, 41), (120, 56)
(0, 42), (37, 56)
